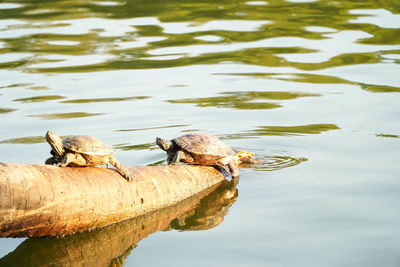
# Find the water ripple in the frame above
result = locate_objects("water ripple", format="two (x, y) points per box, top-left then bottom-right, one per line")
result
(14, 95), (65, 103)
(0, 1), (399, 262)
(0, 0), (397, 75)
(255, 155), (308, 171)
(27, 112), (104, 120)
(61, 96), (150, 103)
(168, 91), (320, 110)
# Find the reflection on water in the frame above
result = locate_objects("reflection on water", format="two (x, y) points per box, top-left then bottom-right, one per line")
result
(13, 95), (65, 103)
(0, 0), (398, 79)
(60, 96), (150, 103)
(229, 72), (400, 93)
(376, 133), (399, 138)
(225, 124), (339, 138)
(0, 136), (45, 145)
(114, 141), (156, 151)
(170, 178), (238, 231)
(250, 124), (340, 136)
(116, 124), (189, 132)
(0, 107), (16, 114)
(27, 112), (104, 120)
(0, 179), (237, 267)
(0, 83), (34, 89)
(169, 91), (320, 110)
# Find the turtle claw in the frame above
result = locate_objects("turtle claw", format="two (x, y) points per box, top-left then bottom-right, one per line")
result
(130, 177), (136, 182)
(124, 174), (136, 183)
(118, 168), (136, 182)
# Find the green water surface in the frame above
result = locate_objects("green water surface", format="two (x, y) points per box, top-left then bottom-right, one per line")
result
(0, 0), (399, 266)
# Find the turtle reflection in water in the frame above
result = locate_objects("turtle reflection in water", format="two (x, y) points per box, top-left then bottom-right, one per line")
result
(156, 133), (255, 177)
(45, 131), (134, 182)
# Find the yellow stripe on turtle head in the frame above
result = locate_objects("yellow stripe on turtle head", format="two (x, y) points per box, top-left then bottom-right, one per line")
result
(233, 151), (255, 165)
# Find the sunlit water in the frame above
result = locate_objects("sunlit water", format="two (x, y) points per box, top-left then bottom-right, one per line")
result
(0, 0), (399, 266)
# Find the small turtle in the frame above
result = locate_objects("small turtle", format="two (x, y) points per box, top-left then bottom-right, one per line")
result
(156, 133), (242, 177)
(45, 130), (134, 182)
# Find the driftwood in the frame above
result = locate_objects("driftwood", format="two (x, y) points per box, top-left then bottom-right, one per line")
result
(0, 162), (226, 237)
(0, 178), (238, 266)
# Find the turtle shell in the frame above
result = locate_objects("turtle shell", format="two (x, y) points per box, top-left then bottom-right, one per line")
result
(172, 133), (234, 160)
(62, 135), (115, 156)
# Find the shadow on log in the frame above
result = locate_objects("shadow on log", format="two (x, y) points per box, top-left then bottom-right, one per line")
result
(0, 162), (226, 237)
(0, 178), (238, 266)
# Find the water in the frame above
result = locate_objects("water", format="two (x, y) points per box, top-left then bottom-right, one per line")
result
(0, 0), (399, 266)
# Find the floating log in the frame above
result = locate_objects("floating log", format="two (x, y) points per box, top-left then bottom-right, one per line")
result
(0, 162), (225, 237)
(0, 178), (238, 266)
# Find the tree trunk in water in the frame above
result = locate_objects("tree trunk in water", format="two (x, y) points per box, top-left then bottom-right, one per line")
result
(0, 162), (225, 237)
(0, 178), (238, 266)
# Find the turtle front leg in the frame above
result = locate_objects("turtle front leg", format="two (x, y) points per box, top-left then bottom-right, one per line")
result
(46, 150), (64, 165)
(227, 158), (239, 177)
(166, 152), (175, 164)
(58, 153), (85, 167)
(45, 157), (57, 165)
(109, 156), (135, 182)
(170, 150), (194, 165)
(216, 163), (231, 177)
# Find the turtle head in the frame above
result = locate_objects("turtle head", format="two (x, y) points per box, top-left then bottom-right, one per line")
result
(156, 137), (174, 152)
(233, 151), (255, 165)
(46, 130), (65, 157)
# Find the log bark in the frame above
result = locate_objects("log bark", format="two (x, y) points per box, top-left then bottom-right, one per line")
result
(0, 162), (225, 237)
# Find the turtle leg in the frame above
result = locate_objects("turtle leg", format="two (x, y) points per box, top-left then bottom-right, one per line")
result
(46, 150), (64, 165)
(216, 163), (231, 177)
(45, 157), (56, 165)
(227, 158), (239, 177)
(166, 153), (175, 164)
(109, 156), (135, 182)
(58, 153), (74, 167)
(170, 150), (194, 165)
(58, 153), (85, 167)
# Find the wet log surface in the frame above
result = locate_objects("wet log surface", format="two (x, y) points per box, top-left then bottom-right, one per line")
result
(0, 162), (225, 237)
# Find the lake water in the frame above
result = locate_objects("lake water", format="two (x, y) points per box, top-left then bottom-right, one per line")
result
(0, 0), (400, 266)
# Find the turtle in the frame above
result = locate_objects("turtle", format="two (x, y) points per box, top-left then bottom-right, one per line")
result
(45, 130), (134, 182)
(156, 133), (246, 177)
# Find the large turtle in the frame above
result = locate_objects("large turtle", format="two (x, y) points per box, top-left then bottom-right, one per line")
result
(156, 133), (247, 177)
(45, 130), (134, 182)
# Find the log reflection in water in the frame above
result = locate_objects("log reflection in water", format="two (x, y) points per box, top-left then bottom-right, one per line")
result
(0, 178), (239, 266)
(169, 177), (238, 231)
